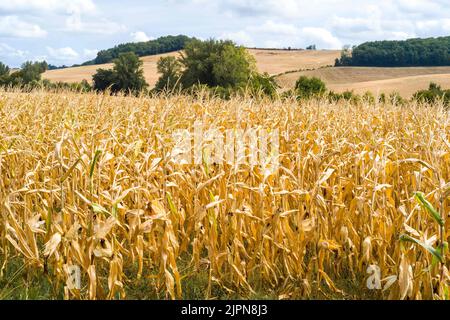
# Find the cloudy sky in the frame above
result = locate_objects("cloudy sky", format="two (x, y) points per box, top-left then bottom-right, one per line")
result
(1, 0), (450, 67)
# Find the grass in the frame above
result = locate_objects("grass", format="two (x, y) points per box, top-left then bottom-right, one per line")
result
(0, 258), (59, 300)
(0, 255), (382, 300)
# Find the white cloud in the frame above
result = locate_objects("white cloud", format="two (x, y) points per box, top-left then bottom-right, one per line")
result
(46, 46), (79, 61)
(83, 48), (98, 58)
(415, 19), (450, 36)
(331, 12), (416, 43)
(0, 0), (96, 14)
(222, 0), (304, 19)
(0, 43), (27, 58)
(186, 0), (450, 46)
(130, 31), (153, 42)
(213, 0), (450, 22)
(65, 13), (127, 34)
(0, 1), (122, 37)
(248, 20), (299, 36)
(5, 0), (450, 66)
(0, 16), (47, 38)
(301, 27), (342, 49)
(219, 30), (255, 47)
(221, 20), (341, 49)
(32, 55), (48, 62)
(395, 0), (443, 17)
(332, 16), (380, 35)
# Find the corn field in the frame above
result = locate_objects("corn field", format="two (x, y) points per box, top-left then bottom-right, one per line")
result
(0, 90), (449, 300)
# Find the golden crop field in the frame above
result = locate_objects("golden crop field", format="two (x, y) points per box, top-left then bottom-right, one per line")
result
(0, 90), (449, 300)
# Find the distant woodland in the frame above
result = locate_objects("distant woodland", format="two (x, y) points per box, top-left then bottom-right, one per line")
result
(83, 35), (194, 65)
(336, 36), (450, 67)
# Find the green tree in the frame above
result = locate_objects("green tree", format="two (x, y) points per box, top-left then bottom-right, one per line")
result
(0, 62), (10, 85)
(154, 38), (279, 98)
(295, 76), (327, 99)
(212, 44), (256, 88)
(247, 72), (279, 98)
(91, 35), (193, 65)
(93, 69), (117, 91)
(79, 79), (92, 92)
(180, 39), (256, 88)
(93, 52), (148, 94)
(15, 61), (48, 85)
(113, 52), (148, 94)
(413, 82), (450, 106)
(154, 56), (182, 92)
(0, 62), (9, 77)
(335, 36), (450, 67)
(335, 46), (353, 67)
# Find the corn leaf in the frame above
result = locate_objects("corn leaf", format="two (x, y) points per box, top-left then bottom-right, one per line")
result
(400, 234), (443, 263)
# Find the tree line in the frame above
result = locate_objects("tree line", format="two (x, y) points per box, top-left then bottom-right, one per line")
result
(335, 36), (450, 67)
(92, 39), (279, 99)
(84, 35), (194, 65)
(0, 60), (92, 92)
(90, 39), (450, 107)
(0, 61), (49, 88)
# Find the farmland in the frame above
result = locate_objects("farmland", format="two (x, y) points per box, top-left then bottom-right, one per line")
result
(43, 49), (341, 88)
(43, 49), (450, 98)
(0, 90), (449, 299)
(277, 67), (450, 97)
(43, 48), (450, 97)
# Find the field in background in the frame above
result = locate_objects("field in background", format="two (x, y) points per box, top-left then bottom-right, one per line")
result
(0, 90), (449, 300)
(43, 51), (180, 88)
(43, 49), (450, 97)
(277, 67), (450, 97)
(43, 49), (340, 88)
(250, 49), (340, 74)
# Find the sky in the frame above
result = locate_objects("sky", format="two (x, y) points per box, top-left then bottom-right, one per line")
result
(2, 0), (450, 67)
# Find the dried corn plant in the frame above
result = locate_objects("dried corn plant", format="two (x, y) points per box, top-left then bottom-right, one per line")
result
(0, 89), (449, 300)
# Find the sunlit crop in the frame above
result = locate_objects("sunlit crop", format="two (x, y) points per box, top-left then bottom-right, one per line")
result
(0, 89), (449, 300)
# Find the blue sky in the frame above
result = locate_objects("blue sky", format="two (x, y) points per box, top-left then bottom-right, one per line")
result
(2, 0), (450, 67)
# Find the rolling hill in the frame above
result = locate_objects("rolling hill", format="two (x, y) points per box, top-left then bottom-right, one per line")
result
(43, 51), (180, 88)
(43, 49), (340, 87)
(43, 48), (450, 97)
(277, 66), (450, 97)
